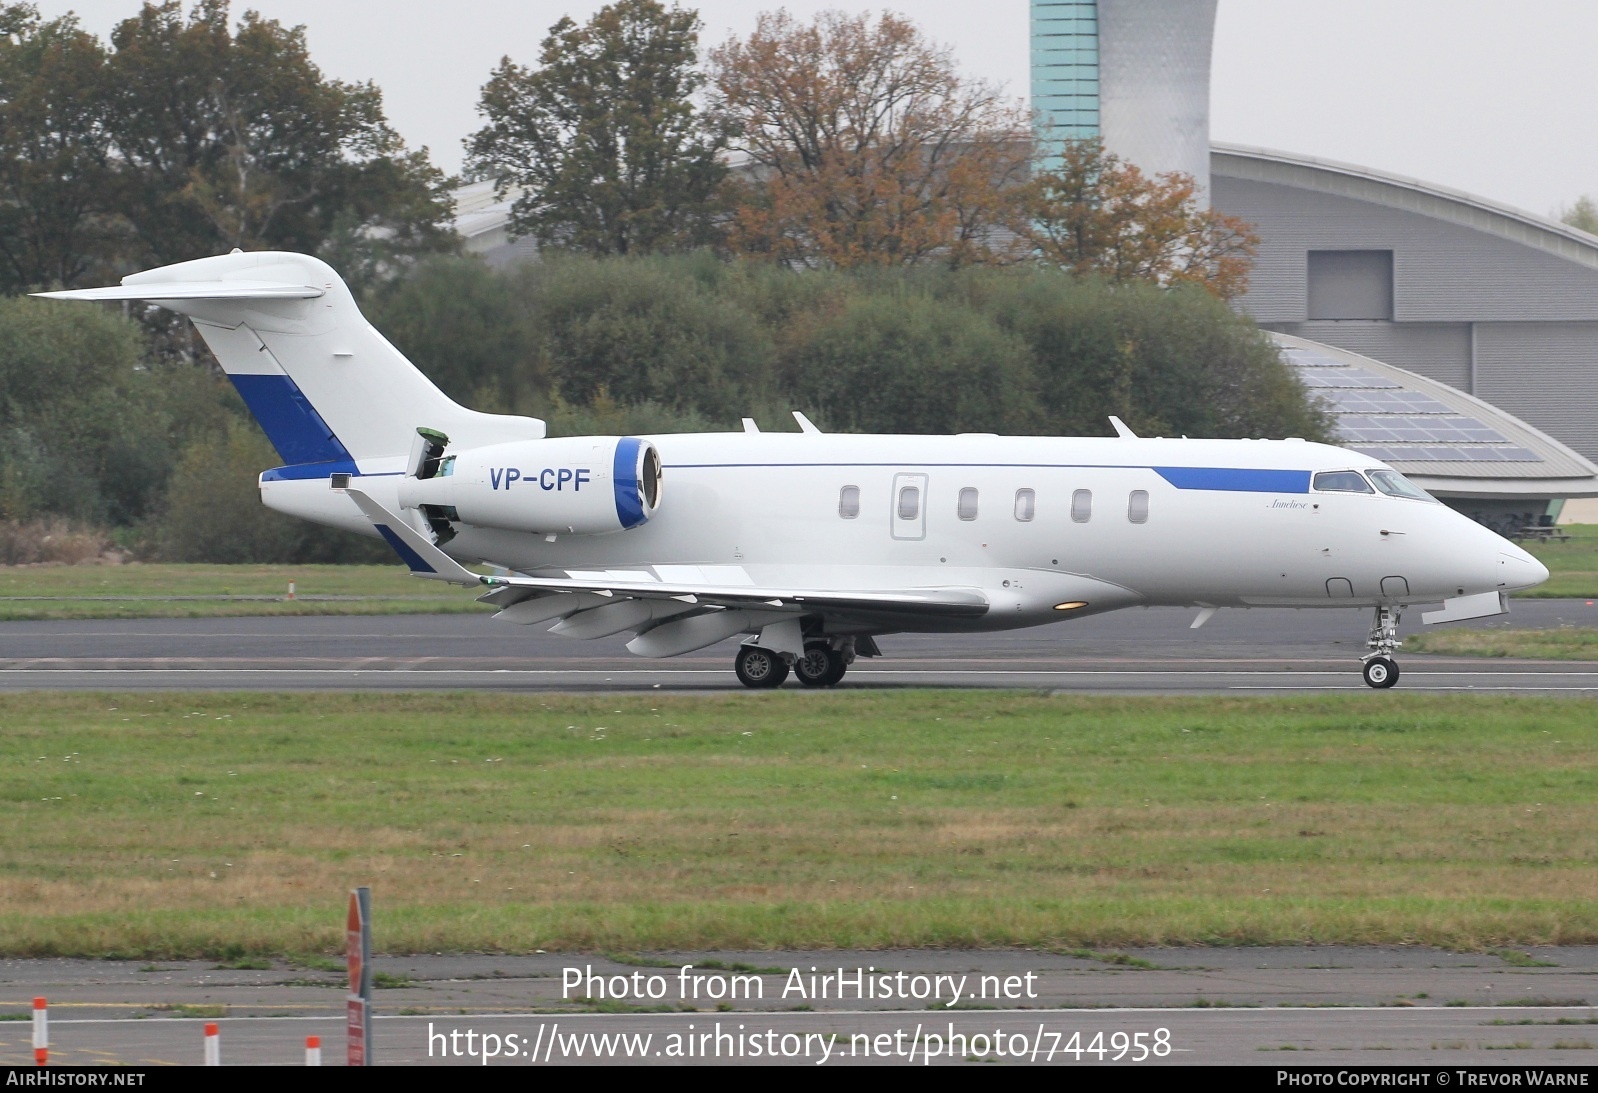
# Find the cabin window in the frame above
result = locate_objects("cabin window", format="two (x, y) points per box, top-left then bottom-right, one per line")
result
(1128, 490), (1149, 523)
(1071, 489), (1092, 523)
(957, 487), (979, 521)
(897, 485), (920, 520)
(1313, 470), (1373, 494)
(1013, 488), (1035, 522)
(839, 485), (860, 518)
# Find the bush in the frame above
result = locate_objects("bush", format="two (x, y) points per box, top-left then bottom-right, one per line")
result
(780, 291), (1040, 434)
(0, 518), (115, 565)
(151, 419), (389, 564)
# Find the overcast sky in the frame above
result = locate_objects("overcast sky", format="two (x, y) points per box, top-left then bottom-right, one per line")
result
(30, 0), (1598, 219)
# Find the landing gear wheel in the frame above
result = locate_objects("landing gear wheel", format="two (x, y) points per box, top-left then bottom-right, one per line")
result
(794, 645), (846, 687)
(734, 645), (788, 689)
(1362, 656), (1399, 689)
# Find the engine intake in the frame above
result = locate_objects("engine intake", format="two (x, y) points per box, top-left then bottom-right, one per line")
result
(398, 435), (661, 536)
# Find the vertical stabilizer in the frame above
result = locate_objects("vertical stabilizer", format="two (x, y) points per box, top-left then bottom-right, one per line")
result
(36, 251), (544, 470)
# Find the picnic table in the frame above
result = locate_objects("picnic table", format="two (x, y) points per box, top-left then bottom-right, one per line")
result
(1513, 525), (1571, 542)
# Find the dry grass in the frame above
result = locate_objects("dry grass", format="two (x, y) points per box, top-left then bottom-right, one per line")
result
(0, 518), (117, 566)
(0, 562), (486, 619)
(1408, 627), (1598, 661)
(2, 691), (1596, 955)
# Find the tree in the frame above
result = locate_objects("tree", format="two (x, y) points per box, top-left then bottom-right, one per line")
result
(709, 10), (1030, 269)
(1560, 195), (1598, 236)
(0, 3), (124, 292)
(1022, 140), (1259, 301)
(102, 0), (452, 267)
(466, 0), (725, 256)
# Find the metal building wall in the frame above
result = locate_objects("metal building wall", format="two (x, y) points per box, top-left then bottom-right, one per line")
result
(1281, 321), (1473, 392)
(1097, 0), (1217, 195)
(1213, 175), (1598, 324)
(1475, 322), (1598, 460)
(1213, 168), (1598, 463)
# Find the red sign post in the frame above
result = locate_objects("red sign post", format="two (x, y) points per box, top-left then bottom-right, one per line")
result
(346, 887), (372, 1066)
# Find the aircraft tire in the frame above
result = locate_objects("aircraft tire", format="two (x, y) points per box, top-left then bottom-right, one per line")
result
(734, 645), (789, 688)
(820, 651), (847, 686)
(795, 645), (844, 687)
(1362, 656), (1400, 689)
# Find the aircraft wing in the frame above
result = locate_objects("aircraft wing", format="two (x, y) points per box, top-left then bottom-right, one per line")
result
(343, 486), (989, 620)
(475, 575), (990, 619)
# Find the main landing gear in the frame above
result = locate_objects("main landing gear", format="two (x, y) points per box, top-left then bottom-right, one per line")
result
(1361, 605), (1402, 689)
(734, 641), (850, 689)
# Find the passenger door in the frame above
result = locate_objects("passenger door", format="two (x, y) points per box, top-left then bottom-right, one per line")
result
(891, 472), (928, 541)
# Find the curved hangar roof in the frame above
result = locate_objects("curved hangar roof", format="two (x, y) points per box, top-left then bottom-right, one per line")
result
(1213, 142), (1598, 274)
(1272, 332), (1598, 500)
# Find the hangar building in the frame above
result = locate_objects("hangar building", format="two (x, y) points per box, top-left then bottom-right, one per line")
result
(1031, 0), (1598, 520)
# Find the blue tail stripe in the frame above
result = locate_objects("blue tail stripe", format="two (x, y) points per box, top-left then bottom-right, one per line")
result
(230, 373), (353, 466)
(260, 460), (360, 482)
(374, 524), (436, 573)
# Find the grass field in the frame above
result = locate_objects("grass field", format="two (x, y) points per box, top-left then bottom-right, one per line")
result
(1406, 628), (1598, 660)
(0, 564), (488, 620)
(2, 691), (1596, 957)
(1521, 524), (1598, 598)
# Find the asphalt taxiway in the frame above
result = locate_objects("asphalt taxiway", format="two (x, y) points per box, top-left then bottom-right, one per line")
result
(0, 599), (1592, 693)
(4, 948), (1597, 1065)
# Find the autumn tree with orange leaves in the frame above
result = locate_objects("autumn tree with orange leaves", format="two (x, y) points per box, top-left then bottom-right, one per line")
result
(1022, 140), (1259, 301)
(708, 10), (1030, 269)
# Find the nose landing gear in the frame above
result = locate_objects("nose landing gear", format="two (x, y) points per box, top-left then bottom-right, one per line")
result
(1361, 605), (1403, 689)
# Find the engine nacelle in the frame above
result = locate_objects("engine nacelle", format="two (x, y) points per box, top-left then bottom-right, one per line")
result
(398, 436), (661, 535)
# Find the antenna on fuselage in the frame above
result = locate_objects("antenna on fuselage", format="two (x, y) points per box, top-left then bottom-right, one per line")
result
(792, 411), (822, 435)
(1108, 416), (1138, 439)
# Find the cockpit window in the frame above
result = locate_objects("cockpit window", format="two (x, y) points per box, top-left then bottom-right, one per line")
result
(1367, 469), (1438, 502)
(437, 455), (456, 478)
(1313, 470), (1373, 493)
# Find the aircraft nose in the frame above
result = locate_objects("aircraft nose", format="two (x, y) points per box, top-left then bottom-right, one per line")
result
(1498, 548), (1550, 592)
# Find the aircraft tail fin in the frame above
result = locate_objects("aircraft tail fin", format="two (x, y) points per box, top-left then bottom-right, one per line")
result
(37, 252), (544, 470)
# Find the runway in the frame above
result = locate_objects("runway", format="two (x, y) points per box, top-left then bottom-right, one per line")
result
(0, 599), (1593, 693)
(6, 947), (1598, 1065)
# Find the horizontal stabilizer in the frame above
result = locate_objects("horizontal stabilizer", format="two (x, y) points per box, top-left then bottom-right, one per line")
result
(341, 487), (483, 586)
(33, 281), (323, 302)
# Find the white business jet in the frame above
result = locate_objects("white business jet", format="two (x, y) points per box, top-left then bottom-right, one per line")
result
(40, 252), (1549, 689)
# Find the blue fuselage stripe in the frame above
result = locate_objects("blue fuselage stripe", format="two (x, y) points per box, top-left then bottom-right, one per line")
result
(664, 462), (1315, 494)
(1153, 467), (1312, 493)
(229, 373), (353, 466)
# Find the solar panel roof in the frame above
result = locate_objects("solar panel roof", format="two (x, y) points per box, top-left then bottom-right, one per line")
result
(1278, 345), (1544, 465)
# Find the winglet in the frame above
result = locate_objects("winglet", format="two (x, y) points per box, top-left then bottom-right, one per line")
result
(792, 411), (822, 435)
(342, 486), (483, 586)
(1108, 416), (1138, 439)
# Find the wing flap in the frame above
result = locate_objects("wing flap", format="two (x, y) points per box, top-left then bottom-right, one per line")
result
(480, 574), (989, 618)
